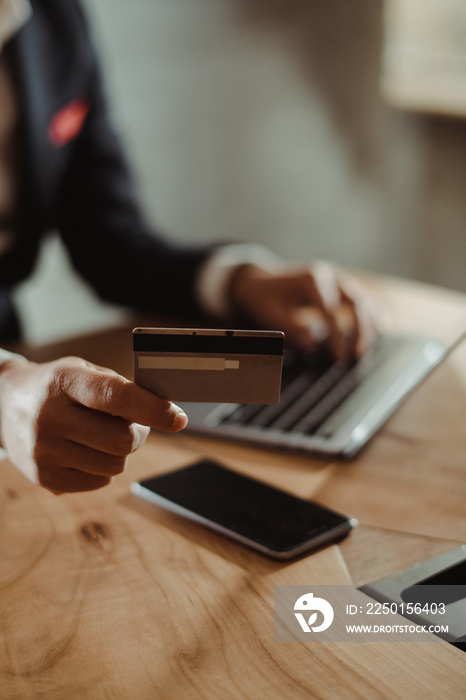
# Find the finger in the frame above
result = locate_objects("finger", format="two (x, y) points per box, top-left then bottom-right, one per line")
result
(354, 302), (380, 357)
(56, 356), (118, 375)
(339, 279), (380, 358)
(299, 265), (346, 360)
(41, 466), (112, 495)
(284, 307), (330, 351)
(55, 404), (150, 455)
(36, 438), (128, 477)
(83, 360), (120, 376)
(58, 368), (188, 432)
(307, 262), (341, 309)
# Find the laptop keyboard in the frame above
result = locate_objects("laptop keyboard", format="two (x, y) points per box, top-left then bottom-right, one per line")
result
(218, 339), (393, 437)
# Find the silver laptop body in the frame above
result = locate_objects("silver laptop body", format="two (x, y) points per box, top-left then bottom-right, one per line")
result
(179, 333), (448, 458)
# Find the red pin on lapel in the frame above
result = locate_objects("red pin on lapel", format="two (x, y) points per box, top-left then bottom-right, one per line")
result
(49, 99), (90, 147)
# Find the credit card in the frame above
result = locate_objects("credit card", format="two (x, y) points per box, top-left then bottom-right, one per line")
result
(133, 328), (284, 404)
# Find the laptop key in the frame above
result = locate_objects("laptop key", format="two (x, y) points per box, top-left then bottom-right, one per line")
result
(292, 364), (366, 434)
(245, 370), (319, 428)
(221, 403), (265, 425)
(269, 362), (350, 431)
(290, 343), (390, 435)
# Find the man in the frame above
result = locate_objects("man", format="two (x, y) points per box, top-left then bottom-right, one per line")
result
(0, 0), (377, 494)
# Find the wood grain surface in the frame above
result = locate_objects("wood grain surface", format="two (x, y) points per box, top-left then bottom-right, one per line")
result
(1, 274), (466, 699)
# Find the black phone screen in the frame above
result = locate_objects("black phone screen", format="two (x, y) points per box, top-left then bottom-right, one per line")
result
(136, 459), (352, 553)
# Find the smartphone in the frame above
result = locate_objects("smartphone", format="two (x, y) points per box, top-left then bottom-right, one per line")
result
(131, 459), (357, 560)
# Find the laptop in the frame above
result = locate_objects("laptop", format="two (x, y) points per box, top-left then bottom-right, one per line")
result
(179, 330), (463, 458)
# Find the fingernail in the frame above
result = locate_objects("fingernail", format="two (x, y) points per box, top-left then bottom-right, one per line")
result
(172, 403), (187, 417)
(171, 404), (188, 429)
(174, 413), (188, 430)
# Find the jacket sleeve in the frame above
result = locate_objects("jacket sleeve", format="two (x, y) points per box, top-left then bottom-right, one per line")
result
(55, 2), (213, 318)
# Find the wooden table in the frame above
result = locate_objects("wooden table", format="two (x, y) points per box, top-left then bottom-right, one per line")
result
(1, 274), (465, 699)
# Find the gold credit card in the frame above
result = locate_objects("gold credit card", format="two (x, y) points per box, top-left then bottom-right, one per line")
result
(133, 327), (284, 404)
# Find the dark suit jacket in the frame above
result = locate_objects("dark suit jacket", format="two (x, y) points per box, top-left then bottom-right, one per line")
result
(1, 0), (211, 321)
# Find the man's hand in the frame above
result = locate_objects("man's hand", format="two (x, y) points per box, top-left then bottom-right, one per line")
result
(0, 356), (188, 494)
(230, 262), (380, 361)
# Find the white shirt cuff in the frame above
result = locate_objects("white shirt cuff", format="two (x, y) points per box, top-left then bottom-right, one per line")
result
(195, 244), (282, 319)
(0, 0), (32, 49)
(0, 348), (25, 460)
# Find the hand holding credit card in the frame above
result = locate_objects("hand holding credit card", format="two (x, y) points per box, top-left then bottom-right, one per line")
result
(133, 328), (284, 404)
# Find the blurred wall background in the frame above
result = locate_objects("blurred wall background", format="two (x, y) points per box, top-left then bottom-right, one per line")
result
(13, 0), (466, 344)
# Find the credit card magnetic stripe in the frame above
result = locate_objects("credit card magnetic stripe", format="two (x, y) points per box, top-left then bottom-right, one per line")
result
(133, 334), (284, 355)
(137, 357), (240, 370)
